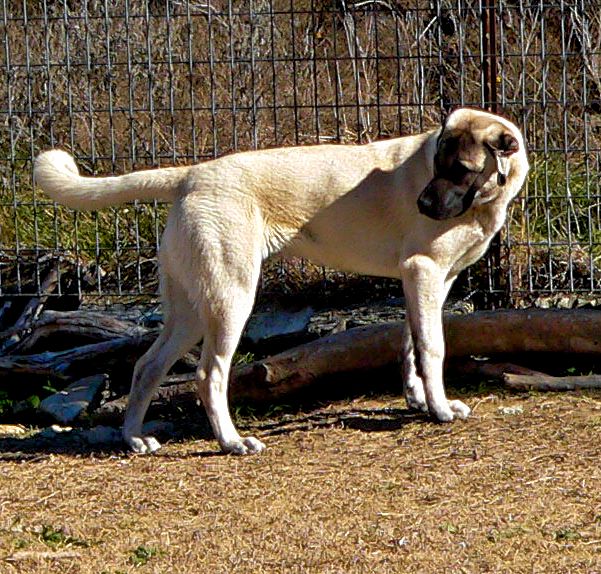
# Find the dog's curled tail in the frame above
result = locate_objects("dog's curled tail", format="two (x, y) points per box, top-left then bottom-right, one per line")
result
(34, 149), (190, 210)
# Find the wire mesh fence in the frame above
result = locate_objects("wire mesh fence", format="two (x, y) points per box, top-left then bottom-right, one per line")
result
(1, 1), (600, 306)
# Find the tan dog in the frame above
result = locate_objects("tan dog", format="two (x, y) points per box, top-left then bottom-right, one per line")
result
(34, 107), (529, 455)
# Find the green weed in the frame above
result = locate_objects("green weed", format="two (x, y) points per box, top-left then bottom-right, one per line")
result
(0, 390), (14, 416)
(554, 527), (581, 542)
(487, 525), (530, 543)
(129, 545), (160, 567)
(38, 524), (89, 549)
(233, 351), (256, 366)
(440, 522), (460, 535)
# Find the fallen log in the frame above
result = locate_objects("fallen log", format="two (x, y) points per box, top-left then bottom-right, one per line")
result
(0, 311), (198, 380)
(0, 301), (13, 327)
(94, 379), (198, 424)
(504, 373), (601, 391)
(230, 309), (601, 401)
(89, 309), (601, 422)
(2, 310), (148, 353)
(4, 309), (601, 405)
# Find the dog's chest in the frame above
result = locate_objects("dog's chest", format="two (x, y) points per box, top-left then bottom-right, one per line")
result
(449, 211), (506, 275)
(451, 236), (493, 275)
(452, 204), (506, 273)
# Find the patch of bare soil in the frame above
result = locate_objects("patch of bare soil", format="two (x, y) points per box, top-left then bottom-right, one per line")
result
(1, 390), (601, 574)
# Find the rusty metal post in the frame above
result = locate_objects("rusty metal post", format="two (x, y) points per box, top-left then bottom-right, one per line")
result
(482, 0), (498, 113)
(482, 0), (503, 304)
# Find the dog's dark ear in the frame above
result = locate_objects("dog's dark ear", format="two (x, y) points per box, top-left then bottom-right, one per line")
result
(485, 129), (520, 185)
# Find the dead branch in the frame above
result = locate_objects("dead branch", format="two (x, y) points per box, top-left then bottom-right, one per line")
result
(5, 550), (81, 562)
(448, 358), (546, 380)
(5, 309), (601, 406)
(0, 266), (59, 354)
(0, 312), (199, 382)
(93, 378), (198, 425)
(503, 373), (601, 391)
(4, 309), (148, 353)
(89, 309), (601, 420)
(0, 333), (156, 381)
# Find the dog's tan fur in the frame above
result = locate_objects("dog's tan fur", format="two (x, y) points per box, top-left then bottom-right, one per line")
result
(34, 108), (529, 455)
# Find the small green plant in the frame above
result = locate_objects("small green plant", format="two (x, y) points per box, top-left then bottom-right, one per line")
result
(487, 525), (530, 543)
(232, 403), (258, 422)
(554, 527), (581, 542)
(13, 538), (29, 550)
(263, 403), (292, 418)
(38, 524), (89, 549)
(25, 395), (41, 410)
(587, 416), (601, 428)
(440, 522), (459, 534)
(233, 351), (256, 366)
(0, 390), (14, 416)
(42, 381), (60, 394)
(129, 545), (159, 567)
(40, 525), (66, 547)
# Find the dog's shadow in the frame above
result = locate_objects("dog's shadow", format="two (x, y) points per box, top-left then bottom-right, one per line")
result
(0, 406), (427, 461)
(253, 406), (425, 437)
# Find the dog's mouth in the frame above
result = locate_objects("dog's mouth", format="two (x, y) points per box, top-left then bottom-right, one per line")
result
(417, 175), (481, 221)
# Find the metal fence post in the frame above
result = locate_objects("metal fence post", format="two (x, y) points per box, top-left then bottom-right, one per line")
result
(481, 0), (504, 305)
(482, 0), (498, 113)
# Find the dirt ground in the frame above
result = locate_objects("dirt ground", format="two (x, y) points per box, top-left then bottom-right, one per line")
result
(1, 388), (600, 574)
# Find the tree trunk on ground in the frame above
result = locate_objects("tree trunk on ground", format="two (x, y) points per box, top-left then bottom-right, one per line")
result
(3, 309), (601, 403)
(230, 309), (601, 401)
(503, 373), (601, 391)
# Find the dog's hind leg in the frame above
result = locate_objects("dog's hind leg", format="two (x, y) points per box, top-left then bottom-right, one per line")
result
(195, 271), (265, 455)
(123, 275), (203, 454)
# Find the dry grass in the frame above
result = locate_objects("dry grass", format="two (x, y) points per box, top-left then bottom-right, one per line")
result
(1, 390), (601, 573)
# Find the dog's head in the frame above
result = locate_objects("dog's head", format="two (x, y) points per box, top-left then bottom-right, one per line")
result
(417, 108), (527, 221)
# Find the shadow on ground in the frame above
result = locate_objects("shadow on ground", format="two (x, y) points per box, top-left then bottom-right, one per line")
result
(0, 401), (428, 461)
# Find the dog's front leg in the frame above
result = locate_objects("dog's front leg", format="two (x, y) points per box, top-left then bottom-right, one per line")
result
(402, 275), (459, 413)
(400, 256), (470, 421)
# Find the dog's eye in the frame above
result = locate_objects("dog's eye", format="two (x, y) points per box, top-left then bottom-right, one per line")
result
(448, 160), (470, 184)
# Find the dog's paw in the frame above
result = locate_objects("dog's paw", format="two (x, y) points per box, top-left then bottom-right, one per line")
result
(449, 399), (471, 419)
(404, 381), (428, 412)
(125, 435), (162, 454)
(221, 436), (266, 456)
(405, 392), (428, 412)
(431, 404), (455, 422)
(430, 399), (471, 422)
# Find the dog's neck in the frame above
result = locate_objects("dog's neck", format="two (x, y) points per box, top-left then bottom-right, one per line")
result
(473, 170), (524, 235)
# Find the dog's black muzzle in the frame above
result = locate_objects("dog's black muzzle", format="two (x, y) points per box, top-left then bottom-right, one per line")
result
(417, 178), (479, 221)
